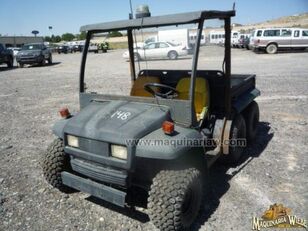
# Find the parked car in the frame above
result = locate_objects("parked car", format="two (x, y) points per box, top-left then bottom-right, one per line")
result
(0, 43), (14, 67)
(123, 41), (188, 61)
(16, 43), (52, 67)
(7, 47), (21, 57)
(72, 45), (84, 52)
(88, 43), (99, 53)
(57, 45), (72, 54)
(250, 28), (308, 54)
(237, 34), (250, 48)
(243, 35), (251, 49)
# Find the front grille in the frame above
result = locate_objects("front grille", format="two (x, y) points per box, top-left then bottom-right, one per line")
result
(70, 158), (127, 186)
(78, 137), (109, 157)
(21, 55), (34, 58)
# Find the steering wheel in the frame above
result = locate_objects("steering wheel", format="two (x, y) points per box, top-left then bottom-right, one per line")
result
(144, 83), (179, 98)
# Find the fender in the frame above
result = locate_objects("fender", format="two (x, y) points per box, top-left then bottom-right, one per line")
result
(135, 125), (204, 160)
(233, 88), (260, 113)
(52, 119), (70, 139)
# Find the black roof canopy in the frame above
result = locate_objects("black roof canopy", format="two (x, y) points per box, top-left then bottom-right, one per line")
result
(80, 10), (235, 32)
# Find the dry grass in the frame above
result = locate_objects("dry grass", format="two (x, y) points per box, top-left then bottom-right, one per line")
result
(109, 42), (128, 50)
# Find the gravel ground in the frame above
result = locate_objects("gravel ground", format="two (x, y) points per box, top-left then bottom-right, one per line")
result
(0, 47), (307, 231)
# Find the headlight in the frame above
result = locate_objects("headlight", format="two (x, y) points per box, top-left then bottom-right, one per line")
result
(111, 145), (127, 160)
(67, 135), (79, 148)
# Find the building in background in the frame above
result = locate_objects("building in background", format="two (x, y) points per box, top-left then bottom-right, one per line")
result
(0, 36), (44, 47)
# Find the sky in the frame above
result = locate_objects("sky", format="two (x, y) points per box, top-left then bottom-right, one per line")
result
(0, 0), (307, 36)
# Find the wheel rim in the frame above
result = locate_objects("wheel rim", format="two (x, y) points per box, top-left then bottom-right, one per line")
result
(169, 52), (176, 59)
(268, 45), (276, 53)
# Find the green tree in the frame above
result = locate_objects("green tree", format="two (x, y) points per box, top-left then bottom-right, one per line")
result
(44, 36), (52, 42)
(51, 35), (61, 43)
(108, 31), (123, 37)
(55, 36), (61, 42)
(61, 33), (75, 41)
(76, 31), (87, 40)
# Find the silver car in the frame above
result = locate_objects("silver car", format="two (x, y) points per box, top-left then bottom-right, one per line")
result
(123, 41), (188, 61)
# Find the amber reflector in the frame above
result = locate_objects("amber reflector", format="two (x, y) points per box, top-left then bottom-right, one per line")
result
(162, 121), (174, 135)
(59, 107), (70, 118)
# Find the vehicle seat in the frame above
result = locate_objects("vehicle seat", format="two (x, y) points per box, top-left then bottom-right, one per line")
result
(176, 77), (210, 120)
(130, 76), (160, 97)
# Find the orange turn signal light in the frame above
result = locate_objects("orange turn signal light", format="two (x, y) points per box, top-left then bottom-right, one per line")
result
(59, 107), (71, 119)
(162, 121), (174, 135)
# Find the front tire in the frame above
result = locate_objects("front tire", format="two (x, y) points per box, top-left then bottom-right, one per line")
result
(266, 43), (278, 54)
(18, 62), (24, 68)
(148, 168), (203, 231)
(168, 50), (178, 60)
(40, 57), (45, 66)
(48, 54), (52, 64)
(42, 138), (72, 192)
(134, 53), (141, 61)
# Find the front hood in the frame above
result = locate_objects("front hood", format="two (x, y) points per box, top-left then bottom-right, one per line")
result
(64, 101), (170, 144)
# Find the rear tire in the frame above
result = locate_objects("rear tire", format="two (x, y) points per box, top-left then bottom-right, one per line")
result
(220, 113), (246, 165)
(42, 138), (72, 192)
(148, 168), (203, 231)
(243, 101), (259, 142)
(266, 43), (278, 54)
(168, 50), (178, 60)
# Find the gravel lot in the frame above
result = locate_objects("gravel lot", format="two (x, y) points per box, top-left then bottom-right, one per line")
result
(0, 47), (307, 231)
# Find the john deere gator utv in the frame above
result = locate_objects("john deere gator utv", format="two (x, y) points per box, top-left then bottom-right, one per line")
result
(42, 7), (260, 231)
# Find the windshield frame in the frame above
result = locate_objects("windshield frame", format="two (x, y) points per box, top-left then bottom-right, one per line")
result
(79, 14), (232, 126)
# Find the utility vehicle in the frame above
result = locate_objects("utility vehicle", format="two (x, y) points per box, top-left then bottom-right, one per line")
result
(43, 8), (260, 231)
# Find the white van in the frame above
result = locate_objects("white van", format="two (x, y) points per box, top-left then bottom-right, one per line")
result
(189, 32), (206, 46)
(209, 30), (239, 45)
(250, 28), (308, 53)
(209, 31), (225, 44)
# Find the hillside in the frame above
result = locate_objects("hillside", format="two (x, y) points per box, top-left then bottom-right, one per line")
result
(233, 12), (308, 32)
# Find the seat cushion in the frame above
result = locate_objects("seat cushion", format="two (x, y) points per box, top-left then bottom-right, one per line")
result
(130, 76), (160, 97)
(176, 77), (210, 115)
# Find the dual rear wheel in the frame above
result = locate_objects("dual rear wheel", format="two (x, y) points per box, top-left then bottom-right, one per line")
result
(220, 101), (259, 164)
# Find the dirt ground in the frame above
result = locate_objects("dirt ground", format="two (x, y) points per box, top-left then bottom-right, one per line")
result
(0, 47), (307, 231)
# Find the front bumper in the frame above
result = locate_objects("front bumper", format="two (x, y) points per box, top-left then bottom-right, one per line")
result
(61, 171), (126, 207)
(16, 56), (43, 64)
(70, 157), (127, 186)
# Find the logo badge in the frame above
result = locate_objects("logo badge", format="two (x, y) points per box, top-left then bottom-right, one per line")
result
(252, 204), (307, 230)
